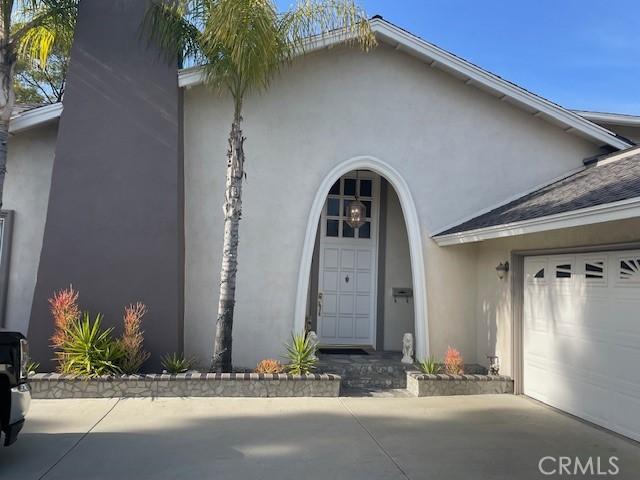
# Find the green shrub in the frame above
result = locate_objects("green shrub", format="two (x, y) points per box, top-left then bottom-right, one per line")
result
(58, 312), (123, 377)
(419, 356), (440, 374)
(25, 360), (40, 376)
(283, 332), (317, 375)
(161, 353), (192, 373)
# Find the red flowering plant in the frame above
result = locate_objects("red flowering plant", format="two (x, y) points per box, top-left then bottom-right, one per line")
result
(49, 286), (80, 370)
(443, 346), (464, 375)
(117, 302), (151, 374)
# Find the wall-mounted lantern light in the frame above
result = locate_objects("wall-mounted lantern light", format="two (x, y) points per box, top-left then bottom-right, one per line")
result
(496, 261), (509, 280)
(346, 199), (366, 229)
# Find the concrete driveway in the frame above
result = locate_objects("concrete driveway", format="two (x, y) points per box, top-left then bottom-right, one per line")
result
(1, 395), (639, 480)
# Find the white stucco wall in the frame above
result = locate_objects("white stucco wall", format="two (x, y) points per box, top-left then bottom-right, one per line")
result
(183, 43), (602, 368)
(474, 218), (640, 377)
(383, 186), (414, 351)
(3, 123), (57, 333)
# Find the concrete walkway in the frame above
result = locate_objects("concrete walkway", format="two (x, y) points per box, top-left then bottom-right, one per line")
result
(1, 395), (639, 479)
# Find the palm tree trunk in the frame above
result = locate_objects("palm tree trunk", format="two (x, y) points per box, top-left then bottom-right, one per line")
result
(0, 58), (15, 210)
(211, 106), (245, 372)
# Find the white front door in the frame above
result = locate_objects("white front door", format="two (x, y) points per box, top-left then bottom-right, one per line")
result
(523, 250), (640, 442)
(317, 173), (379, 346)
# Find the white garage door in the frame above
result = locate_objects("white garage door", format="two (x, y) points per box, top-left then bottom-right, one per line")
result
(524, 250), (640, 441)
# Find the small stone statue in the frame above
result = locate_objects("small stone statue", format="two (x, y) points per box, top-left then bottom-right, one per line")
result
(487, 355), (500, 375)
(308, 331), (319, 361)
(401, 333), (414, 364)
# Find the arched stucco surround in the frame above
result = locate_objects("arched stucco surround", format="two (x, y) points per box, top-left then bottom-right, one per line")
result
(293, 155), (429, 359)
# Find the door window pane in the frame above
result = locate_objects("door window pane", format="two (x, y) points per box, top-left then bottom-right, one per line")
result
(342, 222), (354, 238)
(359, 179), (372, 197)
(363, 201), (371, 218)
(326, 219), (339, 237)
(344, 178), (356, 196)
(343, 200), (351, 217)
(358, 222), (371, 239)
(327, 198), (340, 216)
(329, 180), (340, 195)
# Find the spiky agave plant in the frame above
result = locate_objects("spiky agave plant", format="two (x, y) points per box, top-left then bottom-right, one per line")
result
(58, 312), (123, 378)
(284, 332), (317, 375)
(161, 353), (192, 374)
(419, 356), (440, 374)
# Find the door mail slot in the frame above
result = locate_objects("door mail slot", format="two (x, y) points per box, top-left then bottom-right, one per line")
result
(392, 288), (413, 302)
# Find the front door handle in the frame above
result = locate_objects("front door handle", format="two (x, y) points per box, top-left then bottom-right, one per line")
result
(317, 292), (323, 316)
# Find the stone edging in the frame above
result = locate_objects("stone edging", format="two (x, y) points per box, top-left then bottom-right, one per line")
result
(406, 371), (513, 396)
(30, 372), (340, 381)
(408, 372), (513, 381)
(29, 372), (341, 398)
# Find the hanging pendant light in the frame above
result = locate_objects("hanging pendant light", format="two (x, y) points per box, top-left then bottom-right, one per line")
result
(346, 171), (366, 229)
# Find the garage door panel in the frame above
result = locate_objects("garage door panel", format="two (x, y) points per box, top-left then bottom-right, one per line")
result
(524, 250), (640, 442)
(612, 299), (640, 336)
(523, 362), (550, 401)
(609, 344), (640, 386)
(578, 298), (611, 331)
(613, 393), (640, 442)
(561, 377), (610, 426)
(523, 329), (550, 359)
(548, 335), (601, 374)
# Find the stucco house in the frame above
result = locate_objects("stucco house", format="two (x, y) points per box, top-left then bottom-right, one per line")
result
(1, 4), (639, 440)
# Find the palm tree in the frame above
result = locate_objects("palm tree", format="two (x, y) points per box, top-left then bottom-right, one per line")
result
(146, 0), (375, 372)
(0, 0), (77, 207)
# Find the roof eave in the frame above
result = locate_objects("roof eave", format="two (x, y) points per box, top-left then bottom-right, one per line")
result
(573, 110), (640, 127)
(178, 18), (631, 150)
(9, 102), (63, 134)
(433, 196), (640, 246)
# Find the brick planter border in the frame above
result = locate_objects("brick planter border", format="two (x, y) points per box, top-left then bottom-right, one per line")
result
(407, 371), (513, 397)
(29, 372), (341, 398)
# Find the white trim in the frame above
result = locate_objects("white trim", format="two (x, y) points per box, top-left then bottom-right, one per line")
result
(9, 102), (63, 133)
(294, 155), (429, 360)
(573, 110), (640, 127)
(178, 67), (206, 89)
(595, 145), (640, 166)
(178, 18), (631, 150)
(434, 197), (640, 246)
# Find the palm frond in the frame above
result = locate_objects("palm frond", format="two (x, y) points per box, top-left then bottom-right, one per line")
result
(280, 0), (376, 55)
(146, 0), (374, 101)
(201, 0), (288, 97)
(143, 0), (206, 67)
(13, 0), (77, 68)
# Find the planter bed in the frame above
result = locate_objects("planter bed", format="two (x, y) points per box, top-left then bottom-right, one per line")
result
(29, 372), (341, 398)
(406, 371), (513, 397)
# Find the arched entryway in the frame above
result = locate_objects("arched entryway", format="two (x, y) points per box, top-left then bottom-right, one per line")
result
(294, 156), (429, 360)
